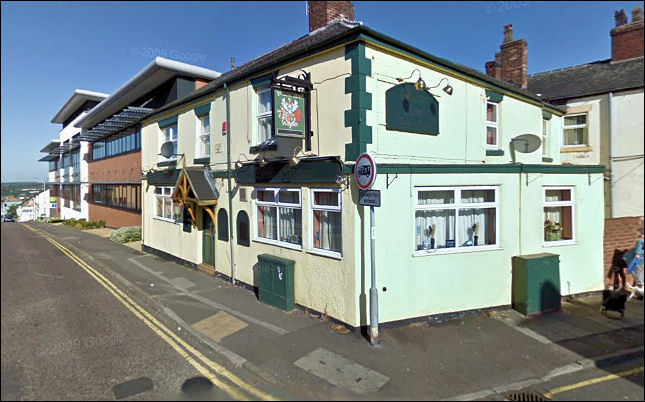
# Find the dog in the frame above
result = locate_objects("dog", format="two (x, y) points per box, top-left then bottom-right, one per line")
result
(625, 282), (644, 301)
(601, 289), (628, 318)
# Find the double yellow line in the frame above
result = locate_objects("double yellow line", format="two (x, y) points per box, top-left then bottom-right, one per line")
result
(543, 365), (644, 399)
(25, 225), (277, 401)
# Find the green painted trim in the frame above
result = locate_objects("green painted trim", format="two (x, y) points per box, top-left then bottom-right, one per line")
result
(542, 111), (552, 120)
(542, 157), (554, 163)
(194, 103), (211, 117)
(344, 41), (372, 161)
(486, 149), (505, 156)
(211, 170), (228, 178)
(158, 115), (178, 128)
(251, 73), (275, 89)
(343, 163), (605, 175)
(157, 160), (177, 167)
(193, 157), (211, 164)
(485, 89), (504, 103)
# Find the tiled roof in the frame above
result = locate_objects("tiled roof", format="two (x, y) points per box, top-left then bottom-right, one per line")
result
(528, 57), (644, 102)
(149, 20), (564, 119)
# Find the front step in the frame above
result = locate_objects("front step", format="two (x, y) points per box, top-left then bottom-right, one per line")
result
(197, 263), (216, 277)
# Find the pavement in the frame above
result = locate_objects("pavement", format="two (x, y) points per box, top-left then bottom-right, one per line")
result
(24, 221), (645, 400)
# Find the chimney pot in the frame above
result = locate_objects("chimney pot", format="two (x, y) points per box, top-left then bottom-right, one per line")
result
(632, 7), (643, 22)
(615, 9), (627, 26)
(503, 24), (513, 43)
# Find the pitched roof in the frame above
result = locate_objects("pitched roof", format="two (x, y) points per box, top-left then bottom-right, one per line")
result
(173, 167), (219, 204)
(148, 20), (565, 120)
(528, 57), (644, 102)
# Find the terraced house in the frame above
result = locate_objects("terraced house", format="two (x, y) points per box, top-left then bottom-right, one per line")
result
(139, 1), (605, 329)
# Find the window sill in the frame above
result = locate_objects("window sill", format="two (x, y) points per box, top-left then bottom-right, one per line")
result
(158, 160), (177, 167)
(307, 249), (343, 260)
(486, 149), (505, 156)
(253, 237), (303, 251)
(543, 240), (577, 247)
(249, 139), (278, 154)
(153, 216), (180, 224)
(194, 157), (211, 165)
(412, 245), (503, 257)
(561, 146), (592, 153)
(542, 157), (553, 163)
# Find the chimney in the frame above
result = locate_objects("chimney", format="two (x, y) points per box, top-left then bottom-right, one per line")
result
(308, 1), (355, 32)
(611, 7), (644, 62)
(484, 24), (528, 89)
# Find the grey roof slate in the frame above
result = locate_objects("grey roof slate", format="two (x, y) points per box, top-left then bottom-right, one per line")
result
(148, 20), (565, 120)
(178, 167), (219, 201)
(528, 57), (644, 102)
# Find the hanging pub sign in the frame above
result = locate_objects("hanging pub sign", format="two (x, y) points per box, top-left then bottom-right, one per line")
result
(273, 88), (306, 138)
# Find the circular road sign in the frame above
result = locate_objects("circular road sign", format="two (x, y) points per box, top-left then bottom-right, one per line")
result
(354, 153), (377, 190)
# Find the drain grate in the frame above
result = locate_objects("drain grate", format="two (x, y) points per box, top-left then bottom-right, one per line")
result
(505, 390), (550, 401)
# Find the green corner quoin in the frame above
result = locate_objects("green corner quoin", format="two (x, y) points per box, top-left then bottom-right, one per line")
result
(344, 41), (372, 161)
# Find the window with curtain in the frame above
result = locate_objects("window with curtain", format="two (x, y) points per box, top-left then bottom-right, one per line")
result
(217, 209), (229, 241)
(154, 186), (180, 221)
(256, 88), (273, 144)
(159, 124), (178, 161)
(414, 187), (498, 253)
(311, 189), (342, 256)
(562, 113), (588, 146)
(196, 115), (210, 158)
(543, 187), (574, 243)
(486, 102), (499, 149)
(255, 188), (301, 247)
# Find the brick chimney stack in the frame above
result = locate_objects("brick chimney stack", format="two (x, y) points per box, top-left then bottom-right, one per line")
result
(308, 1), (355, 32)
(485, 24), (528, 89)
(611, 7), (644, 62)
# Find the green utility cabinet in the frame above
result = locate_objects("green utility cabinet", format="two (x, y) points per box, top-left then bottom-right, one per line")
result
(512, 253), (561, 316)
(257, 254), (295, 311)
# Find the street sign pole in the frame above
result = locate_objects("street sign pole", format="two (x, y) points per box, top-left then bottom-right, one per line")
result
(354, 153), (380, 346)
(369, 204), (378, 345)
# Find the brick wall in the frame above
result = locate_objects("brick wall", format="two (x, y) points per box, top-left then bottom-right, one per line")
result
(88, 150), (141, 183)
(88, 150), (141, 228)
(603, 216), (644, 285)
(308, 1), (354, 32)
(611, 7), (644, 62)
(89, 203), (141, 228)
(611, 22), (644, 61)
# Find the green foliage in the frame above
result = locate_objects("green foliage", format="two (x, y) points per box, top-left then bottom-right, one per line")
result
(109, 226), (142, 243)
(60, 218), (106, 230)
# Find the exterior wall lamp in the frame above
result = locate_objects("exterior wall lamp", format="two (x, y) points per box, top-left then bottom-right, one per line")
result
(396, 69), (453, 96)
(234, 153), (250, 169)
(289, 146), (307, 167)
(259, 155), (269, 167)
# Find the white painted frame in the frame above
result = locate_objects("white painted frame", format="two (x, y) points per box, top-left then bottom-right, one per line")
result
(562, 113), (588, 147)
(154, 186), (180, 223)
(254, 187), (303, 250)
(486, 101), (499, 149)
(309, 188), (343, 259)
(413, 186), (500, 256)
(195, 115), (210, 159)
(542, 186), (576, 246)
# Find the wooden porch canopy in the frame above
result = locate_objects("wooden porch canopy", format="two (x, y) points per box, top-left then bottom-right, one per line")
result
(172, 167), (220, 227)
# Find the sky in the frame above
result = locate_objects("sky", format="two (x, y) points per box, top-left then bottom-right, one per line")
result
(1, 1), (643, 182)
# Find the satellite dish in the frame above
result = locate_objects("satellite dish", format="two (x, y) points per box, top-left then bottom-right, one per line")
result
(160, 141), (175, 159)
(511, 134), (542, 153)
(509, 134), (542, 163)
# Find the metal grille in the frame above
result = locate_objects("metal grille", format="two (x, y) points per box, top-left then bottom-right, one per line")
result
(505, 391), (550, 401)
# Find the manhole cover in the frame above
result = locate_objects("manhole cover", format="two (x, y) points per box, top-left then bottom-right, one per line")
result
(505, 390), (550, 401)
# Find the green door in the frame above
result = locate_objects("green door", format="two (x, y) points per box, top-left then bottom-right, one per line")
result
(202, 212), (215, 266)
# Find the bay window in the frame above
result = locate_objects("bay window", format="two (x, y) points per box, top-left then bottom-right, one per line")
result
(414, 186), (498, 253)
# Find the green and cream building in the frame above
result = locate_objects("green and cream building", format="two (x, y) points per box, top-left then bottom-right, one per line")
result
(139, 9), (604, 328)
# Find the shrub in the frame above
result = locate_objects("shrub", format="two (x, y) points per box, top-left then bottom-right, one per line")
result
(109, 226), (142, 243)
(61, 218), (106, 230)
